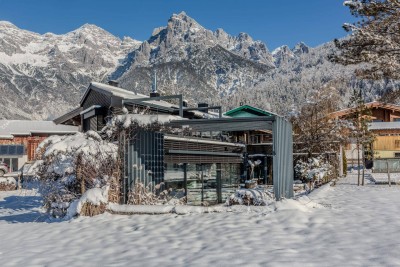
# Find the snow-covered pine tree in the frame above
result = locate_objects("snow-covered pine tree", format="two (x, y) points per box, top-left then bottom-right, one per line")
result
(332, 0), (400, 80)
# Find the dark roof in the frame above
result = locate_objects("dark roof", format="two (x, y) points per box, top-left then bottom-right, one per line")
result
(53, 107), (82, 125)
(80, 82), (146, 106)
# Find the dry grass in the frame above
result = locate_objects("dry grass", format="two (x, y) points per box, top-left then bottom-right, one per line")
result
(0, 183), (16, 191)
(80, 202), (107, 217)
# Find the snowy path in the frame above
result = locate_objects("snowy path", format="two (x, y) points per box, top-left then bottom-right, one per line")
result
(1, 175), (400, 267)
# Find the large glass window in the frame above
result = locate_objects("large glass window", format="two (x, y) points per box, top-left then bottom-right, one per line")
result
(164, 162), (241, 205)
(164, 163), (186, 200)
(220, 164), (240, 202)
(0, 157), (19, 172)
(186, 164), (218, 206)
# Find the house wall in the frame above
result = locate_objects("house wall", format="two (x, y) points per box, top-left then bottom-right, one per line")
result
(370, 108), (400, 122)
(373, 135), (400, 151)
(375, 150), (400, 158)
(0, 136), (47, 170)
(344, 143), (362, 163)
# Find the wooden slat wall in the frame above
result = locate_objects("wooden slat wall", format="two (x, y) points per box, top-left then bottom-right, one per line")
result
(374, 136), (400, 150)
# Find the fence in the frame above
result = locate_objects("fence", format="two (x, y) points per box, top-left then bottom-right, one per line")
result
(373, 158), (400, 173)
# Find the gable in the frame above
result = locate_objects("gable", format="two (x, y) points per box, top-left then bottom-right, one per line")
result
(225, 105), (274, 117)
(82, 89), (112, 110)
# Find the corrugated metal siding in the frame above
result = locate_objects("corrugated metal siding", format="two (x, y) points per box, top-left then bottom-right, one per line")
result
(123, 131), (165, 202)
(272, 117), (294, 200)
(89, 117), (97, 131)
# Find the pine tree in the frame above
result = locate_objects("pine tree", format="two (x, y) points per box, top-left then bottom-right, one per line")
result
(331, 0), (400, 80)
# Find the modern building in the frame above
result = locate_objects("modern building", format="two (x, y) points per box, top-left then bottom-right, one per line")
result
(54, 81), (221, 132)
(0, 120), (78, 171)
(55, 82), (294, 204)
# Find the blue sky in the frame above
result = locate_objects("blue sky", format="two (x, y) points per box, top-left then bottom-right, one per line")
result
(0, 0), (354, 50)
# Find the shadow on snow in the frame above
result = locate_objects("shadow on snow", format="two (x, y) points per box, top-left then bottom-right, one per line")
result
(0, 195), (48, 223)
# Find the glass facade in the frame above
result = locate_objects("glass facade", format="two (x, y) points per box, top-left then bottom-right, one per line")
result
(164, 163), (240, 205)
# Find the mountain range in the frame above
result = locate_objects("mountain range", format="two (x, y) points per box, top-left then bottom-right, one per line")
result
(0, 12), (397, 120)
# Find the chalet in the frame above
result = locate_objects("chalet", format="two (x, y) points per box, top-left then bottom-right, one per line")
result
(330, 101), (400, 168)
(0, 120), (77, 171)
(55, 82), (294, 204)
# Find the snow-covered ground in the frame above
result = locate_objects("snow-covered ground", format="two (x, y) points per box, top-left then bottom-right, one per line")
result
(1, 175), (400, 266)
(371, 172), (400, 184)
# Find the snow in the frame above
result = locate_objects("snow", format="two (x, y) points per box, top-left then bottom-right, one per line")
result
(0, 51), (49, 67)
(0, 177), (16, 185)
(66, 186), (109, 218)
(370, 172), (400, 184)
(112, 114), (185, 128)
(1, 174), (400, 266)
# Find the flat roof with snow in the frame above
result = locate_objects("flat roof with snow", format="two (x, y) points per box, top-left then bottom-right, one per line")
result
(0, 120), (78, 137)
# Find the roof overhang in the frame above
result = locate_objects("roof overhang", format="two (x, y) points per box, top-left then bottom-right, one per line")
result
(167, 117), (276, 132)
(53, 107), (83, 125)
(329, 101), (400, 118)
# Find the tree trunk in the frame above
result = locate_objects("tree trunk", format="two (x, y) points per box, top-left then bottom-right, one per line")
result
(362, 145), (365, 186)
(357, 142), (360, 186)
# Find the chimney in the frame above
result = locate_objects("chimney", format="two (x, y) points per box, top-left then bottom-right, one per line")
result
(198, 103), (209, 113)
(150, 69), (160, 98)
(108, 80), (119, 87)
(182, 100), (188, 107)
(150, 92), (160, 98)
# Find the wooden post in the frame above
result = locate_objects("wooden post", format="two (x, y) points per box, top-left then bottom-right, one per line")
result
(17, 172), (21, 190)
(387, 160), (391, 187)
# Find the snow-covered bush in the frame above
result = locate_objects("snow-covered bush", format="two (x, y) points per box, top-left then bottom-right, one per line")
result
(226, 189), (273, 206)
(0, 177), (16, 191)
(66, 185), (109, 218)
(35, 131), (118, 217)
(295, 156), (334, 188)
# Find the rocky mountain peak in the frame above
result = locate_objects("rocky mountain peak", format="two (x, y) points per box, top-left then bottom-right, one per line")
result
(237, 32), (253, 42)
(0, 21), (17, 29)
(292, 42), (310, 55)
(272, 45), (295, 66)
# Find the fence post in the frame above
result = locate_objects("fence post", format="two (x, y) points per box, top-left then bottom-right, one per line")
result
(386, 160), (391, 187)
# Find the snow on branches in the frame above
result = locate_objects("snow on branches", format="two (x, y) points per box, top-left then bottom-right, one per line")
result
(332, 0), (400, 80)
(35, 131), (118, 217)
(295, 156), (334, 189)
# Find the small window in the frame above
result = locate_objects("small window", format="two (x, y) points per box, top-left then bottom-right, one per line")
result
(394, 118), (400, 122)
(395, 140), (400, 149)
(373, 119), (384, 122)
(395, 153), (400, 158)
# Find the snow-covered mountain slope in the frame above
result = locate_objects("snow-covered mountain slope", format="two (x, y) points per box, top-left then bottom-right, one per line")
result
(0, 12), (398, 119)
(0, 21), (140, 119)
(223, 41), (398, 115)
(112, 12), (275, 102)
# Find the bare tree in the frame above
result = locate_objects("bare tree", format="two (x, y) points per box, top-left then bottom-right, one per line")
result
(291, 85), (349, 157)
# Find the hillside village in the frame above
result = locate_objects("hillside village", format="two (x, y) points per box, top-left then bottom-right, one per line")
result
(1, 0), (400, 266)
